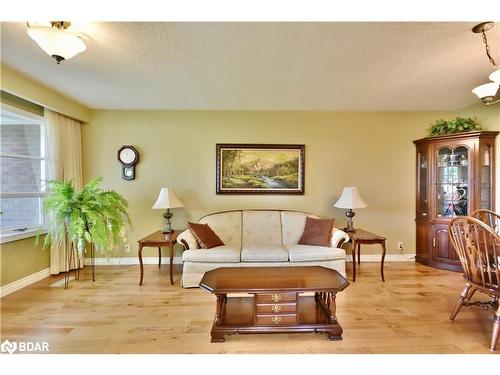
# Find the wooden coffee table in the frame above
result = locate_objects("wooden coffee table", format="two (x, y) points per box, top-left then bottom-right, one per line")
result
(199, 266), (349, 342)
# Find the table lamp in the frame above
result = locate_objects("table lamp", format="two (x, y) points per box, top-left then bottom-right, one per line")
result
(334, 187), (367, 232)
(152, 188), (184, 234)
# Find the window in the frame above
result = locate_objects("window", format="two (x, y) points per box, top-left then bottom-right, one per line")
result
(0, 104), (46, 241)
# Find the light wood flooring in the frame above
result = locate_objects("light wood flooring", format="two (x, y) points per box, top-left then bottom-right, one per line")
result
(1, 262), (497, 354)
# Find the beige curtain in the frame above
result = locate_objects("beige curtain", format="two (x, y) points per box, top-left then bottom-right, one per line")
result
(44, 109), (84, 274)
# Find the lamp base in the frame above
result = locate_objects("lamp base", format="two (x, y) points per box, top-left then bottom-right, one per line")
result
(344, 209), (356, 232)
(162, 209), (173, 234)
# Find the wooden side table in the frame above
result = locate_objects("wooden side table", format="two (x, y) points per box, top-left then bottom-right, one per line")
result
(348, 228), (386, 282)
(137, 230), (181, 285)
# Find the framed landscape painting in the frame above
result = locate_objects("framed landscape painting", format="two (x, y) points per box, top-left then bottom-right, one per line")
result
(216, 144), (305, 194)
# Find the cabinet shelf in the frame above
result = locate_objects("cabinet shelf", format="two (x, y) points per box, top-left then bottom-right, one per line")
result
(435, 183), (469, 186)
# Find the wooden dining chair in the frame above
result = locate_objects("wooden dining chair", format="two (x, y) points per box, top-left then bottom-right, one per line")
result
(448, 216), (500, 351)
(471, 209), (500, 234)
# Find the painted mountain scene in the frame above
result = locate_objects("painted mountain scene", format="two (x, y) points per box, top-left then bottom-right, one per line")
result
(220, 148), (301, 190)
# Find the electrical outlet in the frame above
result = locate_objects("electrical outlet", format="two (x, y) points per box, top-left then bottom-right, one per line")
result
(124, 244), (131, 253)
(397, 242), (404, 250)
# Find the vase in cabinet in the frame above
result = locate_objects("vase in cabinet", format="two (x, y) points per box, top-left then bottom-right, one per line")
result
(413, 131), (498, 271)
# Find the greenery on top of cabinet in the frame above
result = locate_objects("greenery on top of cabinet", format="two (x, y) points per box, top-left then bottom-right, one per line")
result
(429, 117), (481, 136)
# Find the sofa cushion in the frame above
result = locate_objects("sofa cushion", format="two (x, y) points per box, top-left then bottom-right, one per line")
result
(182, 245), (241, 263)
(241, 245), (289, 262)
(298, 217), (335, 247)
(242, 211), (282, 246)
(188, 222), (225, 249)
(200, 211), (242, 248)
(281, 211), (320, 245)
(287, 244), (345, 262)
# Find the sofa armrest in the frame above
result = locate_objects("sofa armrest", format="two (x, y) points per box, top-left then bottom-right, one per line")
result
(331, 228), (350, 248)
(177, 229), (200, 250)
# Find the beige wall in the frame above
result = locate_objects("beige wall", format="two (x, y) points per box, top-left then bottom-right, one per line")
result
(457, 104), (500, 206)
(0, 236), (49, 286)
(0, 63), (91, 122)
(1, 65), (498, 286)
(82, 108), (498, 259)
(1, 90), (44, 116)
(0, 66), (90, 287)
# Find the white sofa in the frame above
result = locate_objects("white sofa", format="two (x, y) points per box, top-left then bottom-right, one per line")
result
(177, 209), (349, 288)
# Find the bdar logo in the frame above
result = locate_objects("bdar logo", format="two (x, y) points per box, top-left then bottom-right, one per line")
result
(1, 339), (17, 354)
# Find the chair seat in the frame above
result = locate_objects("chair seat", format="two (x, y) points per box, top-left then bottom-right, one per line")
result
(473, 271), (499, 290)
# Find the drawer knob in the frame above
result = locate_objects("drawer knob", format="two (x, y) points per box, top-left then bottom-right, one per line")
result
(272, 316), (281, 324)
(271, 294), (281, 302)
(272, 305), (281, 313)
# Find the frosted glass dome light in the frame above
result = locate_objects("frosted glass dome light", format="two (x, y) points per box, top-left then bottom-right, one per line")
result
(27, 22), (86, 64)
(489, 69), (500, 83)
(472, 82), (500, 103)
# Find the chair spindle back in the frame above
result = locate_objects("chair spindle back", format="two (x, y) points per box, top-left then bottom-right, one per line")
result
(449, 217), (499, 291)
(471, 209), (500, 235)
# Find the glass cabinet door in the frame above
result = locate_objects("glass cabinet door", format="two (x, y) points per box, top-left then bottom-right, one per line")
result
(436, 145), (470, 218)
(480, 144), (492, 209)
(417, 151), (428, 217)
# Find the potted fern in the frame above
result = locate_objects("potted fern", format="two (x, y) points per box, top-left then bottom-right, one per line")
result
(40, 177), (129, 286)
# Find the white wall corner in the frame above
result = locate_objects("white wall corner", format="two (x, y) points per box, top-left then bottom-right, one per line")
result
(1, 267), (50, 298)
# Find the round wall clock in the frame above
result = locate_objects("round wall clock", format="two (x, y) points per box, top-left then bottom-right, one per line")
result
(117, 145), (139, 180)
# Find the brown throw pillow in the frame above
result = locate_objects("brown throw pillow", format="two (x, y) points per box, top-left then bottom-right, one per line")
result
(188, 222), (225, 249)
(298, 217), (335, 247)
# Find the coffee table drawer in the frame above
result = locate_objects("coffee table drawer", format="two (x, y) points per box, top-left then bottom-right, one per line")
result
(255, 314), (297, 326)
(255, 303), (297, 314)
(255, 292), (296, 304)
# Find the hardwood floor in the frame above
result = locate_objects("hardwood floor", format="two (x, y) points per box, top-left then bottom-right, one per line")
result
(0, 262), (497, 354)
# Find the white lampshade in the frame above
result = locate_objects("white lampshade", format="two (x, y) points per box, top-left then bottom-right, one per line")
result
(334, 187), (368, 209)
(152, 188), (184, 209)
(489, 69), (500, 83)
(472, 82), (500, 100)
(27, 26), (86, 62)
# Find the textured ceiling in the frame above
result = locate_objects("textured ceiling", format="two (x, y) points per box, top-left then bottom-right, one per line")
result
(1, 22), (499, 111)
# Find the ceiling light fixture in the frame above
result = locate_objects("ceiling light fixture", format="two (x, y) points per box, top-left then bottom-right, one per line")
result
(471, 22), (500, 106)
(27, 21), (86, 64)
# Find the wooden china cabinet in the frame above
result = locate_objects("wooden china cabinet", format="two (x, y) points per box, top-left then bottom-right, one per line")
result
(413, 131), (498, 271)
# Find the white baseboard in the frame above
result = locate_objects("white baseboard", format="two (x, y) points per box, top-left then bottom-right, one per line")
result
(345, 253), (415, 262)
(1, 267), (50, 298)
(83, 256), (183, 266)
(84, 254), (413, 266)
(85, 254), (414, 266)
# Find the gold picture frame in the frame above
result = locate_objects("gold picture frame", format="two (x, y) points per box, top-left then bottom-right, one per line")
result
(216, 144), (305, 194)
